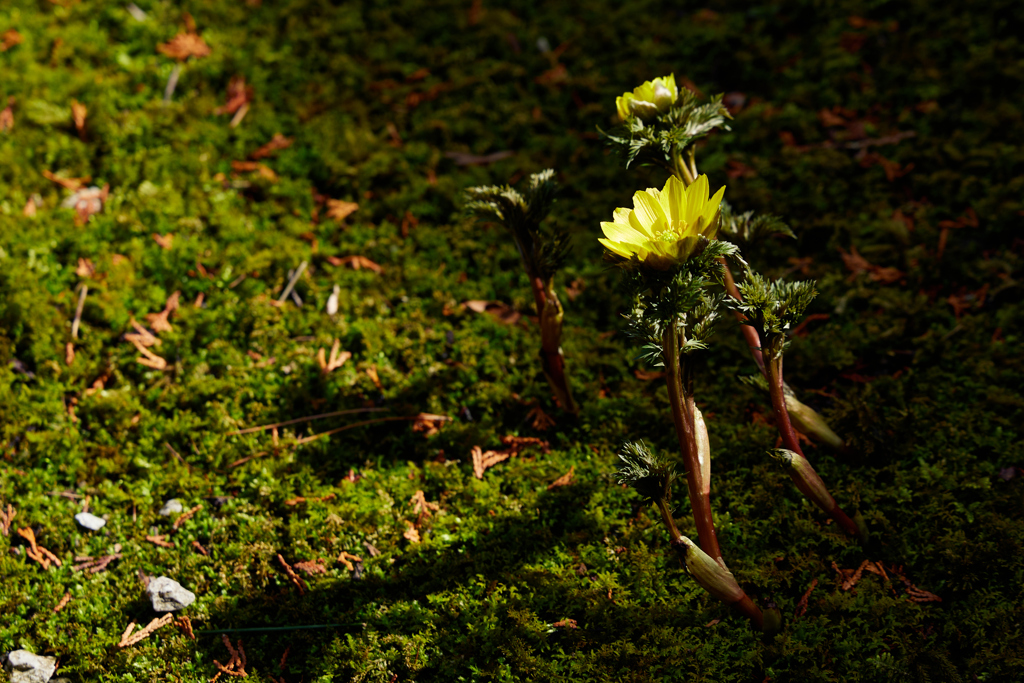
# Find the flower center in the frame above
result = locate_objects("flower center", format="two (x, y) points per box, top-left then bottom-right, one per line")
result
(653, 220), (688, 242)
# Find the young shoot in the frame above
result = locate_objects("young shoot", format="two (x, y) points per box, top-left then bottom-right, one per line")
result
(465, 170), (578, 415)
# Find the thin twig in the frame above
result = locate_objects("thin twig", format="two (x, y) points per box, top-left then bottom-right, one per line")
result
(229, 102), (249, 128)
(163, 63), (183, 103)
(71, 285), (88, 339)
(277, 260), (307, 304)
(226, 407), (388, 436)
(293, 415), (432, 445)
(164, 442), (191, 471)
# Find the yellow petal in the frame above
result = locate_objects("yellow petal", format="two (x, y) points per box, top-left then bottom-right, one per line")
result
(628, 210), (653, 238)
(661, 175), (686, 227)
(684, 175), (709, 227)
(599, 238), (646, 260)
(600, 220), (648, 245)
(616, 94), (632, 120)
(611, 206), (632, 225)
(632, 190), (668, 233)
(701, 186), (726, 237)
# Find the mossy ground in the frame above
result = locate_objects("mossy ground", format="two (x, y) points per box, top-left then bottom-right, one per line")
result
(1, 0), (1023, 681)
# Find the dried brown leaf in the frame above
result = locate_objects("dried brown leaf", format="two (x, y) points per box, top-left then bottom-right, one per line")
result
(294, 559), (328, 576)
(153, 233), (174, 250)
(250, 132), (293, 159)
(326, 199), (359, 222)
(1, 29), (22, 52)
(214, 76), (253, 115)
(546, 465), (575, 490)
(403, 521), (421, 543)
(157, 32), (211, 60)
(71, 99), (87, 135)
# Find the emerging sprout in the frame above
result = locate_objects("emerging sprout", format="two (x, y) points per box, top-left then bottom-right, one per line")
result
(465, 170), (578, 414)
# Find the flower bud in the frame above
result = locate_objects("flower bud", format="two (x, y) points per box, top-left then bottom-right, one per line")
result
(694, 405), (710, 497)
(615, 74), (679, 121)
(677, 535), (744, 603)
(773, 449), (837, 514)
(784, 392), (843, 450)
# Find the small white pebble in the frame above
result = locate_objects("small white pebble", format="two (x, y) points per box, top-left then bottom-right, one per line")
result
(74, 512), (106, 531)
(158, 499), (183, 516)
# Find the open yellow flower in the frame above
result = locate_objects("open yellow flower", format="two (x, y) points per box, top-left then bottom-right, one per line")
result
(616, 74), (678, 121)
(599, 175), (725, 270)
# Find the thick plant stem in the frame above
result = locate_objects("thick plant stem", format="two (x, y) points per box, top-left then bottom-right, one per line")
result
(653, 498), (765, 630)
(530, 275), (578, 416)
(764, 353), (804, 458)
(663, 323), (721, 562)
(765, 352), (861, 539)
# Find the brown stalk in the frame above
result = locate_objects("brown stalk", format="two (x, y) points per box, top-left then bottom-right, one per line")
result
(529, 275), (578, 415)
(723, 262), (845, 450)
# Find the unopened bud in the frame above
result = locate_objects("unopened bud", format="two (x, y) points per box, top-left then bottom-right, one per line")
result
(773, 449), (837, 514)
(785, 393), (843, 450)
(678, 535), (744, 604)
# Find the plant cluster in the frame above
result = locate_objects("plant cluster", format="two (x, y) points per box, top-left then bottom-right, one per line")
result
(600, 75), (865, 630)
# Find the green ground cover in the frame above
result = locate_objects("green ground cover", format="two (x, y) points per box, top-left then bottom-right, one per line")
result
(1, 0), (1023, 680)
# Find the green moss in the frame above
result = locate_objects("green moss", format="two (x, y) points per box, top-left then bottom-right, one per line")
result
(1, 0), (1023, 680)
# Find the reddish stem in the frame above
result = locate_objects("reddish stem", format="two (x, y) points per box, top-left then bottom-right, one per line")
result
(721, 263), (766, 375)
(529, 276), (578, 415)
(664, 324), (722, 562)
(766, 352), (860, 537)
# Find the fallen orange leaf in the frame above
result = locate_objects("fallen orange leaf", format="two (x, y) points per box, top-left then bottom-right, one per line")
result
(250, 132), (292, 159)
(42, 169), (90, 191)
(0, 29), (22, 52)
(326, 255), (382, 273)
(326, 199), (359, 222)
(403, 521), (421, 543)
(71, 99), (87, 136)
(337, 551), (362, 571)
(0, 98), (12, 132)
(157, 33), (210, 60)
(153, 233), (173, 250)
(213, 75), (253, 115)
(411, 413), (450, 437)
(547, 465), (575, 490)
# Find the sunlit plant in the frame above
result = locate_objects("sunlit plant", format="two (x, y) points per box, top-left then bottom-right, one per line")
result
(465, 170), (578, 415)
(606, 75), (843, 450)
(601, 76), (865, 631)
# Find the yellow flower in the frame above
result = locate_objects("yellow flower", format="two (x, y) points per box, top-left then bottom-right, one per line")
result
(616, 74), (678, 121)
(599, 175), (725, 269)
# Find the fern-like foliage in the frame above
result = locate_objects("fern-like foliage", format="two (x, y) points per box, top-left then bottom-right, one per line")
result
(719, 200), (795, 249)
(617, 239), (743, 365)
(465, 169), (569, 281)
(728, 271), (817, 358)
(616, 440), (675, 503)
